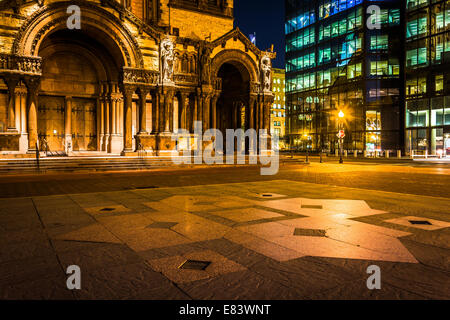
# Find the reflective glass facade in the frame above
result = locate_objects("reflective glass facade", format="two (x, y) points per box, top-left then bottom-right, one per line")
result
(405, 0), (450, 157)
(286, 0), (405, 153)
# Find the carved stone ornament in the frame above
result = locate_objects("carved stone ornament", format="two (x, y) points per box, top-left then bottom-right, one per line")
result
(160, 38), (175, 84)
(260, 55), (272, 93)
(199, 46), (212, 84)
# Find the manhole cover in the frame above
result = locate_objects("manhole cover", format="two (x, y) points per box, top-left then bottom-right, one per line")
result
(301, 205), (323, 209)
(100, 208), (116, 212)
(294, 228), (326, 237)
(179, 260), (211, 271)
(135, 186), (159, 190)
(261, 194), (273, 198)
(147, 222), (178, 229)
(409, 220), (432, 225)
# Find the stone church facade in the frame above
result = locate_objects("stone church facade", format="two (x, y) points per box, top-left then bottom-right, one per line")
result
(0, 0), (275, 156)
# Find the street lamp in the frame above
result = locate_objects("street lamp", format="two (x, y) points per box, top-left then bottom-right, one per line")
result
(303, 133), (309, 163)
(338, 110), (345, 164)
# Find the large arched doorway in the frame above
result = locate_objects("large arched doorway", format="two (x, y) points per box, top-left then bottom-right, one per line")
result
(37, 29), (121, 154)
(216, 62), (251, 133)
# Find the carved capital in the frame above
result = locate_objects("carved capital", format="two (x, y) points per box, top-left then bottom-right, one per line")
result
(24, 76), (40, 96)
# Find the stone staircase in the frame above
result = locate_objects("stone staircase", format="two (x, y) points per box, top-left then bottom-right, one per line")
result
(0, 156), (179, 175)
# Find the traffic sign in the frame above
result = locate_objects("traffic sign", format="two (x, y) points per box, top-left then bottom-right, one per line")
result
(337, 130), (345, 138)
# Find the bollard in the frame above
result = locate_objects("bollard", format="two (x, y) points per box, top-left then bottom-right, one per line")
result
(335, 149), (339, 157)
(35, 142), (40, 171)
(397, 150), (402, 159)
(354, 150), (358, 158)
(344, 150), (348, 157)
(385, 150), (389, 158)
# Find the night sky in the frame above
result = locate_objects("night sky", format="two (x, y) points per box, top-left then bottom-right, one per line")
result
(234, 0), (285, 69)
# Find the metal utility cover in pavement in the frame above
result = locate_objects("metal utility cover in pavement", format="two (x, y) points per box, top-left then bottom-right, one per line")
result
(179, 260), (211, 270)
(409, 220), (432, 225)
(100, 208), (116, 212)
(301, 205), (323, 209)
(294, 228), (327, 237)
(147, 222), (178, 229)
(261, 194), (273, 197)
(135, 186), (159, 190)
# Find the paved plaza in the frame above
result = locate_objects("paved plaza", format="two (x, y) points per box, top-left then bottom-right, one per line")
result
(0, 162), (449, 300)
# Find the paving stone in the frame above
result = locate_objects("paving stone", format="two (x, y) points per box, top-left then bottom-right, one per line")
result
(294, 228), (326, 237)
(147, 250), (246, 284)
(74, 262), (174, 300)
(399, 238), (450, 272)
(180, 270), (307, 300)
(0, 254), (63, 287)
(308, 279), (426, 300)
(0, 239), (54, 263)
(57, 242), (143, 272)
(385, 216), (450, 231)
(0, 274), (74, 300)
(120, 228), (191, 252)
(213, 208), (283, 223)
(52, 223), (122, 244)
(146, 221), (179, 229)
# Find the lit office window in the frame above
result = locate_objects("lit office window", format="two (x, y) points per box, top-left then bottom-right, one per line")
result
(406, 77), (427, 95)
(406, 0), (429, 11)
(370, 35), (389, 51)
(435, 74), (444, 92)
(407, 16), (428, 38)
(406, 48), (428, 66)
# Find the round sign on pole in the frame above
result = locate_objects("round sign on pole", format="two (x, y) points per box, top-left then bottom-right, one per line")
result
(337, 130), (345, 139)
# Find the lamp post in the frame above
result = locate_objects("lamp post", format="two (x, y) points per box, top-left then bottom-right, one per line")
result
(303, 133), (309, 164)
(338, 110), (345, 164)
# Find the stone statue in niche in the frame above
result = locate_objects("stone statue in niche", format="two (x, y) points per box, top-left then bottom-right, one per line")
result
(161, 38), (175, 84)
(260, 55), (272, 92)
(199, 46), (212, 84)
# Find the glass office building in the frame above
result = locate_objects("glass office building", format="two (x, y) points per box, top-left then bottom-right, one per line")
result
(286, 0), (405, 153)
(405, 0), (450, 157)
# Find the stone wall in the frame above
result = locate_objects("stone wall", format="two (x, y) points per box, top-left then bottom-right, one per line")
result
(0, 133), (20, 151)
(170, 7), (234, 41)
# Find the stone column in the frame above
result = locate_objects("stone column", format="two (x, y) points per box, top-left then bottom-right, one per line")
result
(202, 94), (211, 131)
(104, 95), (110, 151)
(19, 87), (27, 134)
(110, 96), (116, 135)
(211, 94), (218, 130)
(6, 77), (19, 131)
(193, 94), (198, 130)
(122, 86), (135, 153)
(259, 102), (264, 133)
(263, 101), (271, 132)
(179, 93), (187, 130)
(118, 97), (124, 136)
(115, 97), (120, 135)
(151, 90), (160, 133)
(99, 96), (105, 151)
(138, 89), (149, 134)
(17, 86), (28, 153)
(249, 95), (256, 129)
(64, 96), (73, 153)
(163, 88), (174, 133)
(196, 91), (203, 126)
(173, 95), (179, 132)
(14, 87), (21, 131)
(25, 77), (40, 152)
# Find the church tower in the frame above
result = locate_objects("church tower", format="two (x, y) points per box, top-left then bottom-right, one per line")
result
(128, 0), (234, 40)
